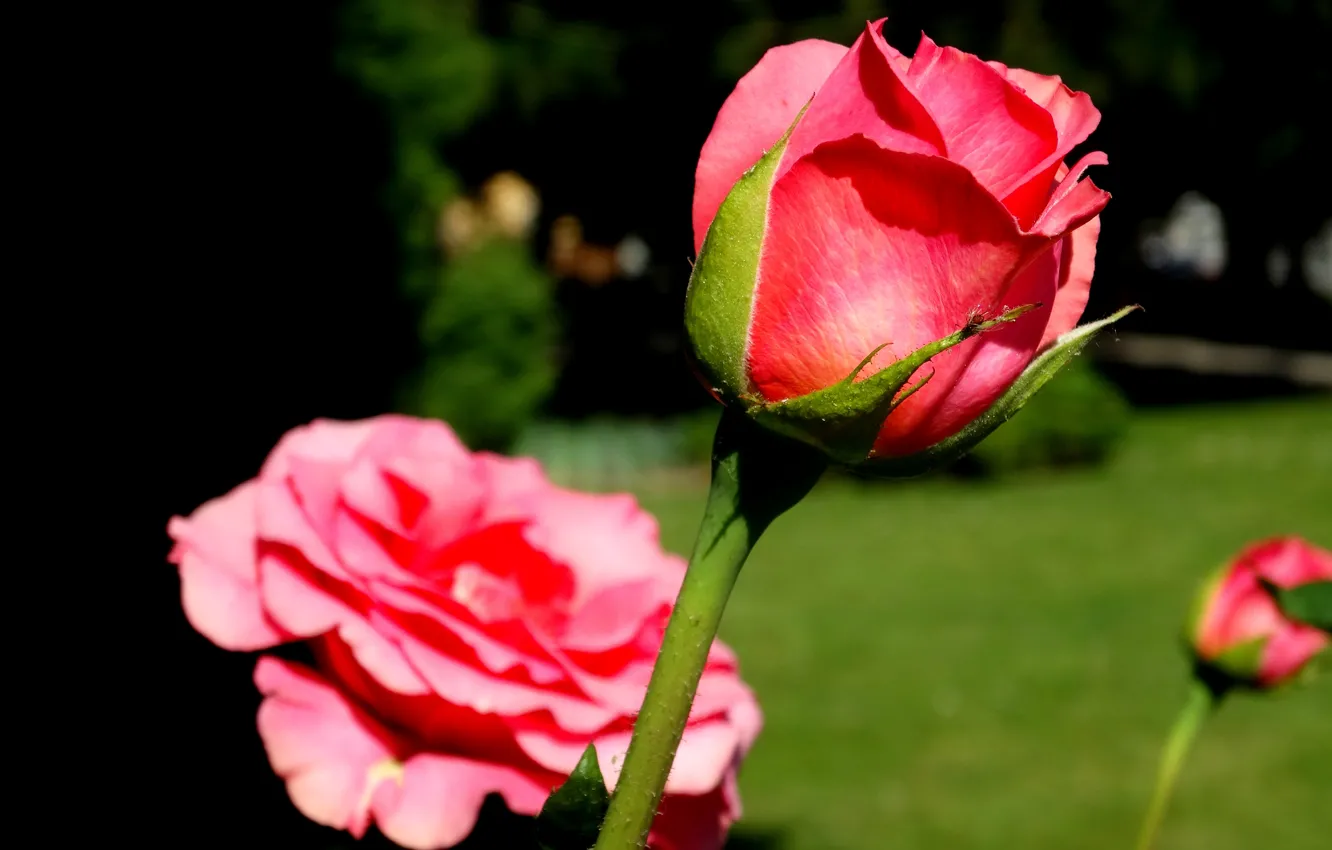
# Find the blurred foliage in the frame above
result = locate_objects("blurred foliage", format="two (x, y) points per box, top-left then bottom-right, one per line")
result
(337, 1), (622, 449)
(405, 239), (559, 451)
(339, 0), (491, 273)
(955, 359), (1132, 477)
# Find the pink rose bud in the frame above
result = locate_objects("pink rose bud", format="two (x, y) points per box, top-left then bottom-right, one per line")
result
(167, 416), (760, 850)
(685, 19), (1135, 471)
(1190, 537), (1332, 690)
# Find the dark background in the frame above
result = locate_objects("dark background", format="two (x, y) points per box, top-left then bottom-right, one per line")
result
(112, 1), (1329, 845)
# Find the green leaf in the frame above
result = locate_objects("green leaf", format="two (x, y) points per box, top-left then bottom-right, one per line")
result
(746, 305), (1038, 464)
(862, 305), (1141, 477)
(1264, 580), (1332, 633)
(684, 103), (808, 402)
(535, 744), (610, 850)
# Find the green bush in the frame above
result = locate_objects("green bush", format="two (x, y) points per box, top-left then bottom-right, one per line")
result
(338, 1), (620, 453)
(404, 240), (558, 452)
(955, 358), (1131, 477)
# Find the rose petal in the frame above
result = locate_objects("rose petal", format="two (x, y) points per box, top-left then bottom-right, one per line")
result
(1218, 579), (1286, 651)
(260, 418), (384, 479)
(524, 612), (749, 725)
(1040, 216), (1099, 347)
(999, 160), (1062, 230)
(877, 241), (1060, 455)
(253, 473), (359, 585)
(340, 454), (469, 545)
(561, 579), (670, 655)
(318, 632), (536, 759)
(650, 783), (740, 850)
(475, 453), (549, 510)
(748, 135), (1047, 411)
(374, 753), (552, 849)
(689, 665), (759, 723)
(904, 33), (1057, 199)
(332, 425), (489, 583)
(255, 657), (551, 849)
(997, 65), (1100, 147)
(778, 21), (945, 181)
(1248, 537), (1332, 586)
(332, 503), (428, 585)
(1196, 566), (1259, 657)
(167, 482), (286, 650)
(1030, 151), (1111, 238)
(477, 459), (685, 615)
(516, 713), (750, 797)
(1258, 624), (1330, 687)
(370, 580), (567, 685)
(253, 472), (375, 636)
(334, 614), (433, 696)
(258, 547), (366, 637)
(692, 39), (849, 252)
(351, 419), (486, 549)
(281, 453), (350, 544)
(380, 613), (619, 734)
(255, 657), (402, 839)
(511, 658), (760, 799)
(991, 63), (1103, 225)
(522, 501), (643, 603)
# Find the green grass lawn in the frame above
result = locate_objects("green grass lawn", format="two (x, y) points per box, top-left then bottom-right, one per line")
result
(633, 397), (1332, 850)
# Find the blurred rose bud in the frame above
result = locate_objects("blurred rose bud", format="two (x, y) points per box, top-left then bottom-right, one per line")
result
(684, 18), (1134, 473)
(1189, 537), (1332, 690)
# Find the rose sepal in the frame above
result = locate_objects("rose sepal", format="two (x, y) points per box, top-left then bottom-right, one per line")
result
(685, 103), (808, 403)
(536, 743), (611, 850)
(860, 304), (1141, 477)
(1263, 579), (1332, 634)
(1192, 636), (1267, 694)
(743, 304), (1039, 464)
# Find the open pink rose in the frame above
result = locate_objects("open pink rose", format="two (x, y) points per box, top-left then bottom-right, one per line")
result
(1191, 537), (1332, 689)
(687, 19), (1110, 460)
(167, 416), (760, 849)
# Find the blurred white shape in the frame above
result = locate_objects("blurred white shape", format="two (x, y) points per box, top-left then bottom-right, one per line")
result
(1096, 333), (1332, 387)
(1266, 245), (1291, 287)
(548, 216), (652, 286)
(615, 235), (651, 278)
(1139, 191), (1228, 280)
(1304, 219), (1332, 303)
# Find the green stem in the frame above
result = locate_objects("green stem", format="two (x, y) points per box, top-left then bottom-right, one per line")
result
(1134, 679), (1220, 850)
(593, 410), (826, 850)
